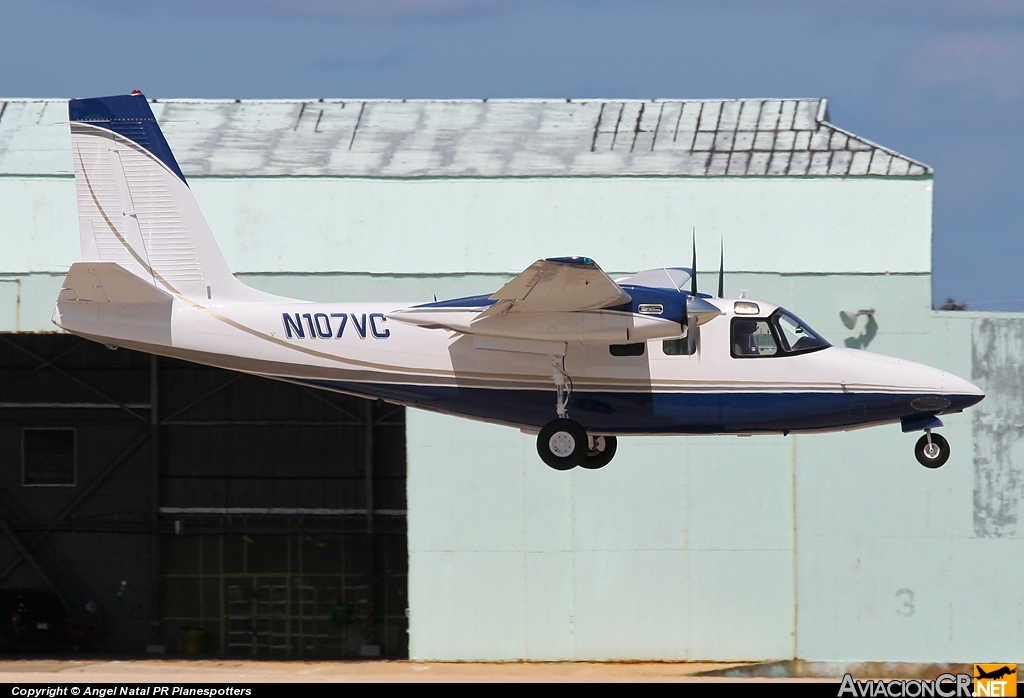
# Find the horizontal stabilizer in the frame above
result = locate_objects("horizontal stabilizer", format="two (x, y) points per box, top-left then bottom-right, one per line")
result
(54, 262), (174, 348)
(57, 262), (172, 304)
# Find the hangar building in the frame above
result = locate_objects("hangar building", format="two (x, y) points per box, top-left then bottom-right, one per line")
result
(0, 97), (1020, 661)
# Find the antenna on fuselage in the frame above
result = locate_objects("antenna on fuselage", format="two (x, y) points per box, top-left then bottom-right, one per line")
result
(662, 267), (681, 292)
(717, 239), (724, 298)
(690, 229), (698, 296)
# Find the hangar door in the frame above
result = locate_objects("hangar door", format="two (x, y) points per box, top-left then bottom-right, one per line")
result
(0, 334), (407, 657)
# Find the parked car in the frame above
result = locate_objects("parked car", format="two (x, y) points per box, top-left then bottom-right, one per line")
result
(0, 588), (92, 652)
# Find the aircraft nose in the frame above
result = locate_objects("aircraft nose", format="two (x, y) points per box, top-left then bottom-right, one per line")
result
(942, 371), (985, 411)
(943, 371), (984, 397)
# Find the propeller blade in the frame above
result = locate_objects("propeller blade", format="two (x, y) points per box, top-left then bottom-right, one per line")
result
(718, 239), (724, 298)
(690, 230), (698, 296)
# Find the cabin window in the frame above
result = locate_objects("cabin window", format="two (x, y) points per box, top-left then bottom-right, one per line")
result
(731, 319), (778, 357)
(663, 329), (697, 356)
(23, 428), (76, 486)
(609, 343), (645, 357)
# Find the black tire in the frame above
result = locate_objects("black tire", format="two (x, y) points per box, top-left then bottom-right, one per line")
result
(915, 433), (950, 468)
(580, 435), (617, 470)
(537, 419), (588, 470)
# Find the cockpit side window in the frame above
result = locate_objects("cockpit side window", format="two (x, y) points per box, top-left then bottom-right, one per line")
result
(731, 319), (778, 357)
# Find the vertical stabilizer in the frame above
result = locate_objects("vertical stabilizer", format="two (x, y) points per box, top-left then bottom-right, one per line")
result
(69, 93), (262, 302)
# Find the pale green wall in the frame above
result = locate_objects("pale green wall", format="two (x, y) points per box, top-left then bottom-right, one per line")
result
(407, 414), (798, 661)
(405, 273), (1022, 662)
(0, 175), (931, 279)
(0, 171), (932, 332)
(5, 167), (1020, 664)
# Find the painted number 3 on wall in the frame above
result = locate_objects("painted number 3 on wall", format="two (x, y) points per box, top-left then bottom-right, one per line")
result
(895, 588), (914, 617)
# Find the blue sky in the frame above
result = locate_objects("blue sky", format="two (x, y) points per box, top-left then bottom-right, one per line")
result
(3, 0), (1023, 309)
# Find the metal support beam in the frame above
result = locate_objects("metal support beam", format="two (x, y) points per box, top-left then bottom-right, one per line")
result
(0, 338), (88, 398)
(157, 373), (242, 424)
(0, 519), (68, 609)
(0, 430), (149, 584)
(299, 386), (362, 422)
(364, 399), (376, 650)
(150, 354), (161, 646)
(0, 335), (148, 422)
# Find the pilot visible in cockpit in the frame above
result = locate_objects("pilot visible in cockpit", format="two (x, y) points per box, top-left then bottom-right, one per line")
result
(733, 320), (759, 356)
(732, 319), (779, 357)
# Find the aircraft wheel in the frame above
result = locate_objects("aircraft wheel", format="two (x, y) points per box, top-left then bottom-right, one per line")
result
(580, 435), (617, 470)
(537, 419), (588, 470)
(915, 433), (950, 468)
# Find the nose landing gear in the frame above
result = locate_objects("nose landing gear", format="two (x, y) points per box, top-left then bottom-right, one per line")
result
(536, 356), (618, 471)
(915, 429), (950, 468)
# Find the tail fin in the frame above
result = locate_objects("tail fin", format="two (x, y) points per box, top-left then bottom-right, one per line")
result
(69, 92), (261, 302)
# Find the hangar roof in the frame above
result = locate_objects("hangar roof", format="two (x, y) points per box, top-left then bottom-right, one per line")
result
(0, 97), (930, 178)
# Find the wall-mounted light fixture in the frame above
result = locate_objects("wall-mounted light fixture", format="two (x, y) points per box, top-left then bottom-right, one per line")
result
(840, 309), (875, 330)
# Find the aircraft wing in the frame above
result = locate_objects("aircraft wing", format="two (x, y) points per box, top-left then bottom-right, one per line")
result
(478, 257), (632, 319)
(386, 257), (689, 347)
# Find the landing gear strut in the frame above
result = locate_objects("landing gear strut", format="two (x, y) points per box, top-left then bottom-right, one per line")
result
(915, 429), (950, 468)
(580, 434), (617, 470)
(536, 356), (618, 471)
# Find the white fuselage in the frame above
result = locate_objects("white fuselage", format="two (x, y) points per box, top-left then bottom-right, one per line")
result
(55, 293), (982, 435)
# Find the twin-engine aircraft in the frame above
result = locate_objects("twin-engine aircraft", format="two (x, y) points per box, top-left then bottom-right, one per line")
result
(54, 93), (984, 470)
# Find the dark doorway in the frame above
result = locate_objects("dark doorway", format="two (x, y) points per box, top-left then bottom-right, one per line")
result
(0, 334), (406, 657)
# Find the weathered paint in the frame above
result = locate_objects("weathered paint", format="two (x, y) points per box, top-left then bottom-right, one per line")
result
(971, 318), (1024, 538)
(0, 98), (928, 178)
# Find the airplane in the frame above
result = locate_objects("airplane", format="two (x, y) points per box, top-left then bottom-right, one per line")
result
(52, 92), (985, 471)
(975, 666), (1016, 681)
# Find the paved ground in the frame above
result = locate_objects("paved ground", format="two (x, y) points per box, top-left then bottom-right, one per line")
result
(0, 659), (762, 683)
(0, 658), (967, 682)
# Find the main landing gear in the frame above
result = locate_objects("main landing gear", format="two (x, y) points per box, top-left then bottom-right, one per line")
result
(914, 429), (950, 468)
(537, 357), (617, 471)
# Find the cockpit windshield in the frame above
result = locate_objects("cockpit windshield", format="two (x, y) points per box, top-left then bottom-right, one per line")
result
(772, 309), (829, 354)
(731, 308), (829, 358)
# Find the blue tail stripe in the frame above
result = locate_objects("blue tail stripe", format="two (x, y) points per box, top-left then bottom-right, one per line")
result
(69, 93), (187, 185)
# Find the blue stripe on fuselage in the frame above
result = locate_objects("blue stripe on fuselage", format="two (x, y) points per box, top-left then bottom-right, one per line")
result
(276, 379), (982, 434)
